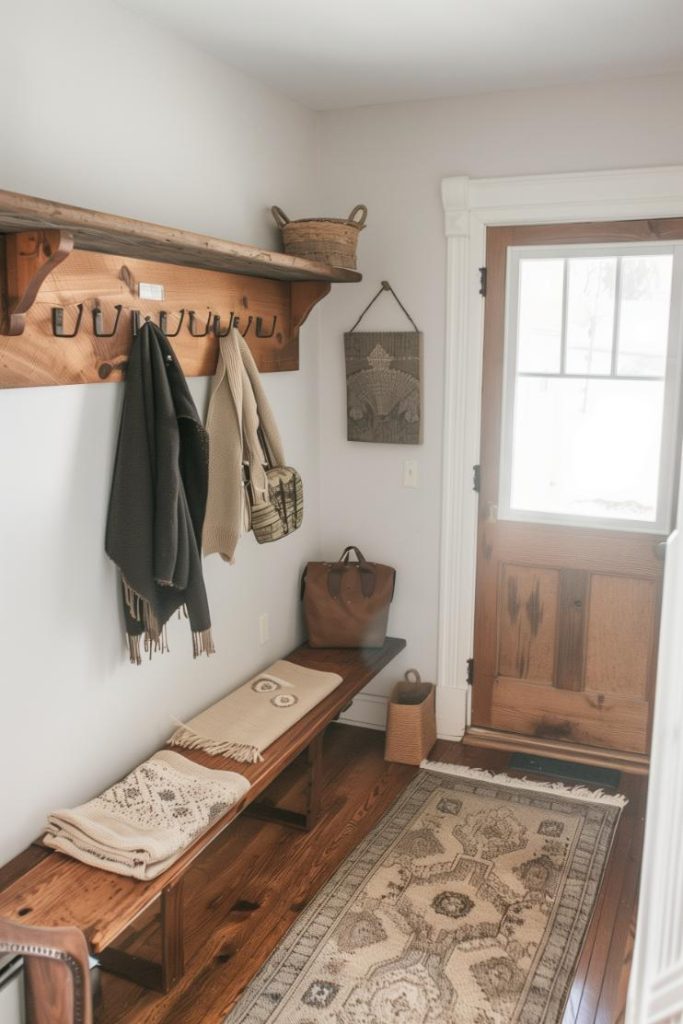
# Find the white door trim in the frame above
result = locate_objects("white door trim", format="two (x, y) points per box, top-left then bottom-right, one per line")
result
(438, 165), (683, 741)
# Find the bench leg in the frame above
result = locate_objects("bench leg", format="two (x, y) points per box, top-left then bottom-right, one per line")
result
(160, 878), (184, 991)
(245, 731), (325, 832)
(97, 879), (185, 994)
(304, 731), (324, 830)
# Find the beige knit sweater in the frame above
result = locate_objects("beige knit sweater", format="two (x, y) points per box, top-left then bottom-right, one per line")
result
(203, 327), (286, 562)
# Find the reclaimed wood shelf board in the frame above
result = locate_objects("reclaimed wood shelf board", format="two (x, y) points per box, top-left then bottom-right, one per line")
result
(0, 190), (361, 283)
(0, 190), (362, 383)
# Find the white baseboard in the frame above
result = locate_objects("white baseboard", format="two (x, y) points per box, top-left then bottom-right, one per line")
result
(338, 687), (467, 741)
(339, 693), (387, 731)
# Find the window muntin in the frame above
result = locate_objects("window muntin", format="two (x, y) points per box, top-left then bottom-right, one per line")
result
(499, 243), (682, 533)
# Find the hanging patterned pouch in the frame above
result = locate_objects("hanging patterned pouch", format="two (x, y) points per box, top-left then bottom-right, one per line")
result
(246, 428), (303, 544)
(344, 280), (422, 444)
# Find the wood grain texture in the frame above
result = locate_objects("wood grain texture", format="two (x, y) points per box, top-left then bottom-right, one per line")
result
(87, 729), (644, 1024)
(0, 640), (405, 956)
(490, 677), (648, 753)
(463, 727), (649, 774)
(0, 249), (316, 385)
(472, 220), (674, 758)
(0, 190), (362, 283)
(497, 564), (558, 682)
(556, 570), (589, 691)
(585, 575), (656, 700)
(0, 230), (73, 335)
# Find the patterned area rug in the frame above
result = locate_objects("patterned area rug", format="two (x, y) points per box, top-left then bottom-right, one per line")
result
(224, 762), (626, 1024)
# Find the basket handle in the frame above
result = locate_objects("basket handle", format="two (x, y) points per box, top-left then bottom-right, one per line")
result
(404, 669), (422, 684)
(347, 204), (368, 227)
(271, 205), (290, 229)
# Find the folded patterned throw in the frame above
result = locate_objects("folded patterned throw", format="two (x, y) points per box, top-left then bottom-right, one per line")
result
(44, 750), (250, 880)
(170, 660), (343, 763)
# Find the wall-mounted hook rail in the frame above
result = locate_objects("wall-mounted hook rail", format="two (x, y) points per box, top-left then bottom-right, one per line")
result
(92, 303), (123, 338)
(213, 313), (235, 337)
(52, 303), (84, 338)
(233, 314), (252, 337)
(188, 310), (212, 337)
(255, 315), (277, 339)
(159, 309), (185, 337)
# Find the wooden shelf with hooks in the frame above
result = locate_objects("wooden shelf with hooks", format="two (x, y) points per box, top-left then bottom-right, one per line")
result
(0, 190), (361, 386)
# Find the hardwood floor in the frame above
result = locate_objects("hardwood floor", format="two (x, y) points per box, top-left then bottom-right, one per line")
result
(95, 724), (648, 1024)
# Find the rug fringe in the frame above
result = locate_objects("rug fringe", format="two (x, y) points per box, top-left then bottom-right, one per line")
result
(169, 722), (263, 763)
(420, 760), (629, 808)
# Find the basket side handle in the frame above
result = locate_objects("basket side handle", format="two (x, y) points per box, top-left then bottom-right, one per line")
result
(271, 206), (290, 228)
(347, 204), (368, 227)
(404, 669), (423, 684)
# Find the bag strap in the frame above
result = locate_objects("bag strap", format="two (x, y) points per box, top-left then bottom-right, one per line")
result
(328, 548), (376, 599)
(339, 545), (368, 565)
(348, 280), (420, 333)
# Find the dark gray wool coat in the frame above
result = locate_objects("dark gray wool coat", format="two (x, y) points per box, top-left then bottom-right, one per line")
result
(105, 320), (213, 664)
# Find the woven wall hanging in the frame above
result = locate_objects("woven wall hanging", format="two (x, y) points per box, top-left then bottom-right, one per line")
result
(344, 281), (422, 445)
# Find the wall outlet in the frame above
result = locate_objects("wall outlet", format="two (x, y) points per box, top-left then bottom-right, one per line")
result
(258, 612), (269, 645)
(402, 459), (418, 488)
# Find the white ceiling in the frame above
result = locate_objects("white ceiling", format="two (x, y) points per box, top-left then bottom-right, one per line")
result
(117, 0), (683, 110)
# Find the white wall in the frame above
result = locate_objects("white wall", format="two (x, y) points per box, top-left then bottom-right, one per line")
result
(316, 72), (683, 732)
(0, 0), (323, 865)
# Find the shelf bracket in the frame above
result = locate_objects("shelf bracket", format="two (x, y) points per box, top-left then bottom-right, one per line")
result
(290, 280), (331, 342)
(0, 229), (73, 336)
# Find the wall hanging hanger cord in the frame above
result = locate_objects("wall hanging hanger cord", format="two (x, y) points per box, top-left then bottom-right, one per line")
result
(349, 280), (419, 333)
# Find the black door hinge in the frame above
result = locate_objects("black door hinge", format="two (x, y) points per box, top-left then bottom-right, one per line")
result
(467, 658), (474, 686)
(473, 464), (481, 492)
(479, 267), (487, 297)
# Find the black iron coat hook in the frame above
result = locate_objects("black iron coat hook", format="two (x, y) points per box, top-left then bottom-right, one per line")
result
(233, 314), (252, 337)
(188, 310), (212, 337)
(52, 304), (84, 338)
(213, 313), (235, 337)
(159, 309), (185, 337)
(255, 315), (277, 338)
(92, 304), (123, 338)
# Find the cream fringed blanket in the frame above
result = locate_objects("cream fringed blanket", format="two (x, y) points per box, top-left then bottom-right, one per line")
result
(44, 751), (250, 880)
(170, 660), (343, 763)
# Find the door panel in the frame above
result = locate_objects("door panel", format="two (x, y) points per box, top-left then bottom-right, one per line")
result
(472, 220), (683, 758)
(497, 564), (559, 682)
(584, 575), (656, 699)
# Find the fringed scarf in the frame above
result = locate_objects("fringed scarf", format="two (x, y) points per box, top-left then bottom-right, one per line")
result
(105, 321), (214, 664)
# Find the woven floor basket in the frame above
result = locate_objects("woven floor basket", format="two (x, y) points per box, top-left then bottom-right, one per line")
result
(385, 670), (437, 766)
(271, 204), (367, 270)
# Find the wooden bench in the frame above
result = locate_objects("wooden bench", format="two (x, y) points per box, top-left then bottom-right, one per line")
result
(0, 638), (405, 1001)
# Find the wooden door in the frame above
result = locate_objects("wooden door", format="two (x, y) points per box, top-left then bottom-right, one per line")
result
(472, 220), (683, 760)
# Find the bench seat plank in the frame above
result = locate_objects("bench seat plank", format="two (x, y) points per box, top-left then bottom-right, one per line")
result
(0, 639), (405, 954)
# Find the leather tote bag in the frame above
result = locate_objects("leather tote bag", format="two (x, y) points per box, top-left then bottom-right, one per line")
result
(301, 546), (396, 648)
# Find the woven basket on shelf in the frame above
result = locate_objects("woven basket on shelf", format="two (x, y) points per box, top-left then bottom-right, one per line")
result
(271, 204), (367, 270)
(385, 670), (437, 766)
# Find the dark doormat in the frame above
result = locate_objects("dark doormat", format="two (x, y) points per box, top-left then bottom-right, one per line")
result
(509, 753), (621, 790)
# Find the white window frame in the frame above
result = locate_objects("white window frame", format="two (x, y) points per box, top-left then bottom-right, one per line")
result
(498, 240), (683, 535)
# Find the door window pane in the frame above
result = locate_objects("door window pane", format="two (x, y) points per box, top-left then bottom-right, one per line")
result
(565, 257), (616, 375)
(502, 243), (680, 531)
(617, 254), (673, 377)
(510, 377), (665, 522)
(517, 259), (563, 373)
